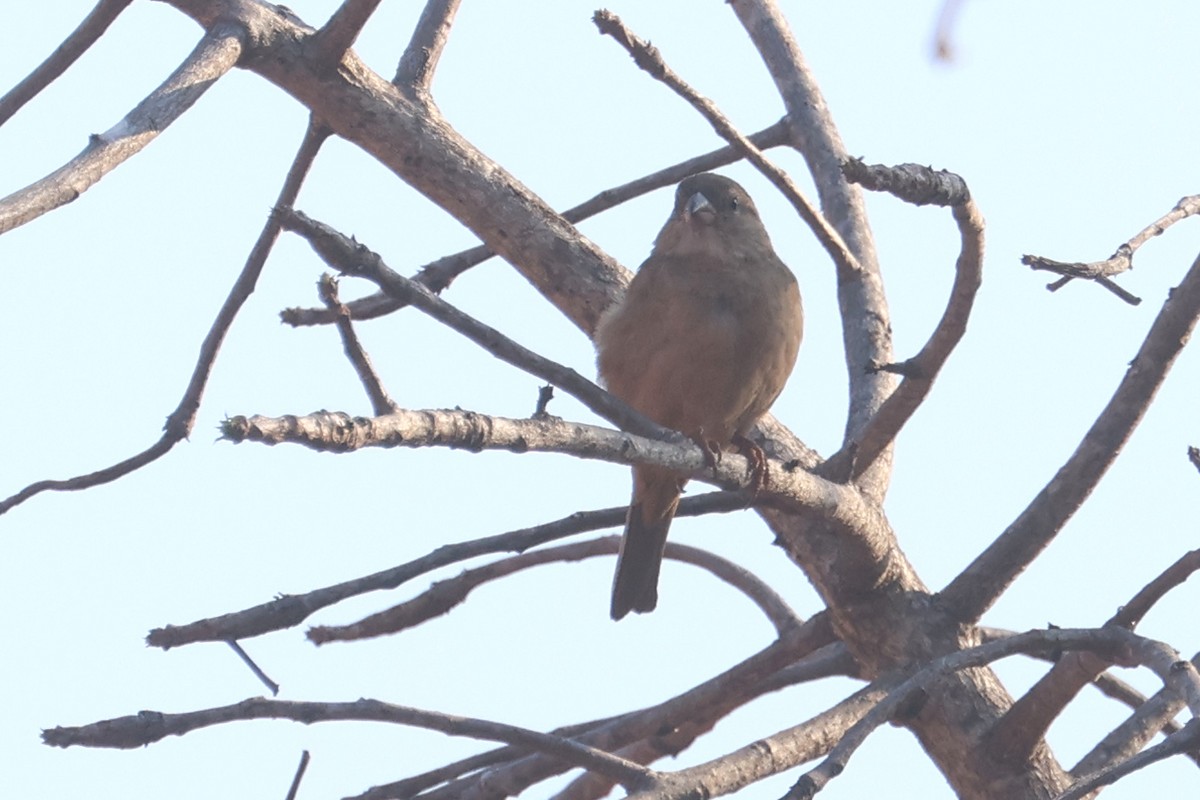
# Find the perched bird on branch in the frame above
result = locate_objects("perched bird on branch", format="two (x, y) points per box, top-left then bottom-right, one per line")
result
(596, 173), (803, 620)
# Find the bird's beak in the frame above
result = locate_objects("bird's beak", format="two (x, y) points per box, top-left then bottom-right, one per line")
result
(684, 191), (715, 221)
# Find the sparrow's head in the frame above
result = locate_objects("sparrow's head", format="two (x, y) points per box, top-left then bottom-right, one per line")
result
(654, 173), (773, 258)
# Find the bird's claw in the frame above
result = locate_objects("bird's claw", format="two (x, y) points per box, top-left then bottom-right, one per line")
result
(732, 434), (770, 496)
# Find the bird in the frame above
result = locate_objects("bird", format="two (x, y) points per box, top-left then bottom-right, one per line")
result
(595, 172), (803, 620)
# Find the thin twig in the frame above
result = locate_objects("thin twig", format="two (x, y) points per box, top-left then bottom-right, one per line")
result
(317, 274), (396, 415)
(931, 0), (966, 62)
(226, 640), (280, 696)
(394, 0), (462, 92)
(0, 119), (331, 516)
(0, 22), (244, 234)
(279, 120), (790, 327)
(41, 697), (652, 790)
(284, 750), (311, 800)
(307, 536), (801, 643)
(941, 251), (1200, 621)
(1023, 194), (1200, 305)
(1188, 445), (1200, 475)
(0, 0), (134, 126)
(592, 10), (859, 278)
(146, 491), (749, 648)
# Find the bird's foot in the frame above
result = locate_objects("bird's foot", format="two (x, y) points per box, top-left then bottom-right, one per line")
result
(693, 430), (723, 472)
(732, 434), (769, 495)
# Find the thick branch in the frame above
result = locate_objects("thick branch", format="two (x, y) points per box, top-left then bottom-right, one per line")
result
(311, 0), (383, 67)
(0, 0), (134, 126)
(942, 251), (1200, 621)
(395, 0), (461, 92)
(0, 22), (244, 234)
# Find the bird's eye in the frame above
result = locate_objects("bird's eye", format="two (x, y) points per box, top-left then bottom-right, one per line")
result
(730, 197), (740, 211)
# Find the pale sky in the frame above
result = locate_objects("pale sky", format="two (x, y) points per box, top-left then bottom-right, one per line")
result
(3, 2), (1199, 799)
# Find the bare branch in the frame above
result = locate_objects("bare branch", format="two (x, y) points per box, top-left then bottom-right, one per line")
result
(146, 491), (749, 648)
(942, 251), (1200, 621)
(1023, 194), (1200, 304)
(311, 0), (383, 67)
(1056, 720), (1200, 800)
(41, 697), (652, 790)
(411, 618), (836, 799)
(219, 409), (873, 532)
(395, 0), (462, 92)
(0, 118), (330, 516)
(284, 750), (311, 800)
(1073, 652), (1200, 778)
(727, 0), (893, 482)
(989, 549), (1200, 765)
(308, 536), (802, 643)
(0, 0), (134, 126)
(226, 640), (279, 696)
(931, 0), (967, 62)
(281, 120), (790, 327)
(277, 207), (671, 441)
(1188, 445), (1200, 474)
(592, 9), (858, 279)
(626, 681), (895, 800)
(786, 627), (1200, 800)
(317, 273), (396, 415)
(827, 163), (983, 481)
(0, 22), (244, 234)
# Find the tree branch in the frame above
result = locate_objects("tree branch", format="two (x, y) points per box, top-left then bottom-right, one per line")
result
(942, 250), (1200, 621)
(0, 0), (134, 126)
(0, 22), (244, 234)
(988, 549), (1200, 766)
(1023, 194), (1200, 305)
(317, 273), (396, 415)
(1056, 720), (1200, 800)
(307, 536), (802, 643)
(310, 0), (383, 68)
(146, 491), (750, 648)
(394, 0), (461, 92)
(827, 161), (983, 481)
(0, 118), (331, 516)
(42, 697), (652, 791)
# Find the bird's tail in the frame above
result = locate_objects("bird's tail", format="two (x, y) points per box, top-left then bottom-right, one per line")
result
(610, 467), (682, 620)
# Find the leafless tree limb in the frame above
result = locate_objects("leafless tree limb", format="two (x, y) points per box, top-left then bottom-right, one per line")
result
(1055, 720), (1200, 800)
(284, 750), (311, 800)
(1188, 445), (1200, 474)
(226, 640), (279, 696)
(410, 618), (835, 799)
(308, 536), (802, 642)
(317, 273), (396, 415)
(728, 0), (893, 474)
(0, 22), (244, 234)
(395, 0), (461, 92)
(146, 491), (750, 648)
(827, 161), (983, 481)
(311, 0), (384, 68)
(42, 697), (652, 790)
(989, 549), (1200, 765)
(0, 117), (331, 517)
(942, 251), (1200, 621)
(1023, 194), (1200, 305)
(786, 626), (1200, 800)
(0, 0), (134, 126)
